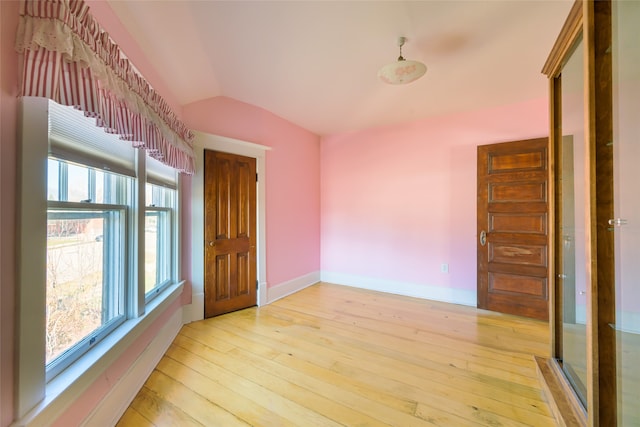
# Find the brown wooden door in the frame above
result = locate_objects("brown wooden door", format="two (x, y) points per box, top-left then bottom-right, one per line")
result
(204, 150), (257, 318)
(477, 138), (549, 321)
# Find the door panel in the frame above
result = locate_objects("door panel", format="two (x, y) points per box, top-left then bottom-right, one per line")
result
(489, 243), (546, 266)
(489, 150), (544, 172)
(478, 138), (549, 321)
(488, 273), (546, 296)
(215, 254), (230, 300)
(215, 157), (231, 239)
(489, 182), (546, 202)
(489, 213), (547, 234)
(204, 150), (257, 318)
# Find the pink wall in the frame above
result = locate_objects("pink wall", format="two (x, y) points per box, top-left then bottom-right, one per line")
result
(86, 0), (182, 115)
(0, 2), (19, 425)
(183, 96), (321, 287)
(321, 98), (549, 298)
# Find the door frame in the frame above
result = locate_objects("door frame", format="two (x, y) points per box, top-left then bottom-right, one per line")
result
(188, 131), (270, 322)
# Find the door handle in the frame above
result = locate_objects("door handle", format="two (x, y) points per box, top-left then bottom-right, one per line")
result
(480, 230), (487, 246)
(207, 241), (215, 247)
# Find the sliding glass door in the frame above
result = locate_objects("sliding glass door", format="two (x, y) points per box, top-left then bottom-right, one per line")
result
(543, 1), (640, 423)
(612, 2), (640, 425)
(559, 34), (588, 407)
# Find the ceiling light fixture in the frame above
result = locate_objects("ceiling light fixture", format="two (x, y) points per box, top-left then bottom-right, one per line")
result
(378, 36), (427, 85)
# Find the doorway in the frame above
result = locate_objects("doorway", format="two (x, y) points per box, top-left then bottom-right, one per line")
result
(477, 138), (549, 321)
(203, 150), (257, 317)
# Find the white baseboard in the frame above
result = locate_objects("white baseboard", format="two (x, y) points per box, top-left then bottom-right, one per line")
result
(575, 305), (587, 325)
(267, 271), (321, 304)
(183, 292), (205, 323)
(320, 271), (476, 307)
(575, 305), (640, 334)
(618, 310), (640, 334)
(258, 280), (268, 306)
(81, 307), (184, 426)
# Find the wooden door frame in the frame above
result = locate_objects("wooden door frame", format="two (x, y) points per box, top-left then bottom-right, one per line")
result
(188, 131), (270, 323)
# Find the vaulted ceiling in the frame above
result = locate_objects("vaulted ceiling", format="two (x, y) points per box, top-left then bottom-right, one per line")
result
(107, 1), (573, 136)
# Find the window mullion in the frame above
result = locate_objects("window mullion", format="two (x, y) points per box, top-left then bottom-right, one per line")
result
(129, 149), (145, 318)
(161, 210), (171, 283)
(59, 162), (68, 201)
(88, 168), (96, 203)
(103, 210), (114, 324)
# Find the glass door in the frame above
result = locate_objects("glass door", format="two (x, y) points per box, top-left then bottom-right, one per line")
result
(612, 2), (640, 425)
(559, 34), (588, 407)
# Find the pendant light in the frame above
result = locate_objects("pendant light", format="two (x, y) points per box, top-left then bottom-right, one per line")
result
(378, 36), (427, 85)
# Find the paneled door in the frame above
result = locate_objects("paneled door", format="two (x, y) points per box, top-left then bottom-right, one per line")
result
(477, 138), (549, 321)
(204, 150), (257, 318)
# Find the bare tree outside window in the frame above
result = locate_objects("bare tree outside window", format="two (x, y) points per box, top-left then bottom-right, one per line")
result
(45, 218), (104, 363)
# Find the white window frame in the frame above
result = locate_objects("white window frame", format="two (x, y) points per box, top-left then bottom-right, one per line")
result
(15, 97), (184, 423)
(45, 203), (127, 381)
(144, 204), (173, 299)
(144, 155), (179, 302)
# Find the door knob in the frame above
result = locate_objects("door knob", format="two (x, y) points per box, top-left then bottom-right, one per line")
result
(480, 230), (487, 246)
(208, 241), (215, 247)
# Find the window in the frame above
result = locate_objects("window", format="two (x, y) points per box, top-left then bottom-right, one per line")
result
(16, 99), (182, 386)
(45, 160), (129, 379)
(144, 183), (175, 297)
(145, 155), (179, 300)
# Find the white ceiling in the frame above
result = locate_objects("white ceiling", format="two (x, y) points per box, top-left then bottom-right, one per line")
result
(106, 0), (573, 136)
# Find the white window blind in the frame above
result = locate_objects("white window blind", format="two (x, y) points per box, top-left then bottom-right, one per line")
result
(146, 154), (178, 189)
(48, 100), (137, 177)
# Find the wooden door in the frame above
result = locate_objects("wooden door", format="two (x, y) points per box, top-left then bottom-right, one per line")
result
(204, 150), (257, 318)
(477, 138), (549, 321)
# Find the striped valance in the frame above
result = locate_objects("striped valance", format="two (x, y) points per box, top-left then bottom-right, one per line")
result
(15, 0), (196, 174)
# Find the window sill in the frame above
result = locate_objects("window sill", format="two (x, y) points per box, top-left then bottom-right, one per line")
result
(15, 280), (185, 426)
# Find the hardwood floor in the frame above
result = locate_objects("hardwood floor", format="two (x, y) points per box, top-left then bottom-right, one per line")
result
(117, 283), (556, 426)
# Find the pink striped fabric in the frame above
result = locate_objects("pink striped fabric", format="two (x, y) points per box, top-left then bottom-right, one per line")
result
(15, 0), (196, 174)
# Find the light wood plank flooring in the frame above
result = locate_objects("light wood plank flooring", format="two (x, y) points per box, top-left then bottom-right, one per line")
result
(117, 283), (556, 426)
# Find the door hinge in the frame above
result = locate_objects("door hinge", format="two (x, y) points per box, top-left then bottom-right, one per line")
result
(256, 280), (259, 290)
(256, 173), (258, 182)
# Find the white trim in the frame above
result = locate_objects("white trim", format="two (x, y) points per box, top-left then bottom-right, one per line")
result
(618, 310), (640, 334)
(320, 271), (477, 307)
(570, 307), (640, 333)
(259, 281), (268, 306)
(80, 305), (183, 427)
(267, 272), (320, 304)
(182, 292), (205, 324)
(190, 132), (269, 322)
(576, 305), (587, 325)
(16, 96), (49, 416)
